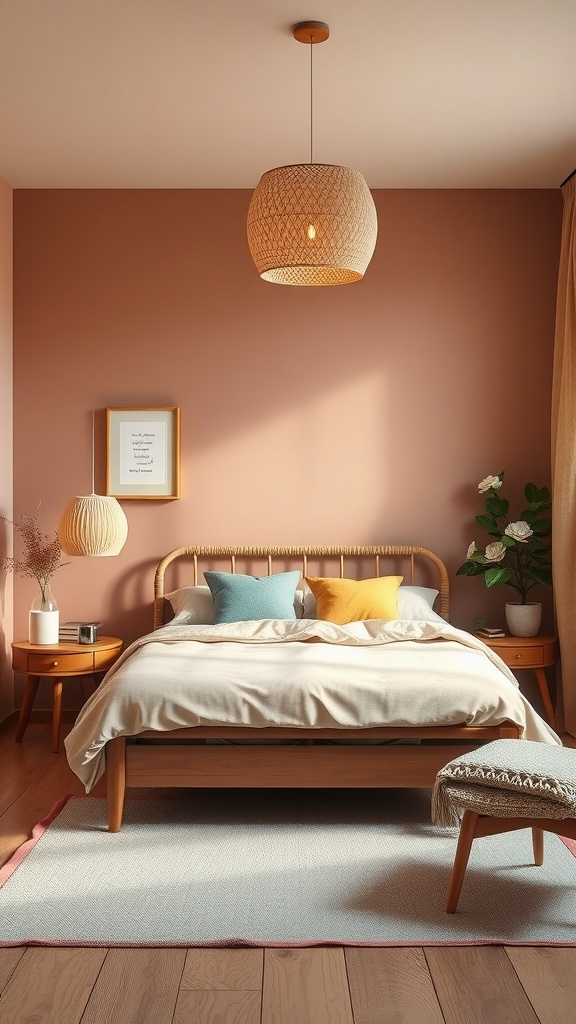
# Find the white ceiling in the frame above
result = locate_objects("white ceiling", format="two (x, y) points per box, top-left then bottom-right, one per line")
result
(1, 0), (575, 190)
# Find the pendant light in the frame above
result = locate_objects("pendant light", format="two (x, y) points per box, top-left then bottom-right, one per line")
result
(57, 412), (128, 557)
(247, 21), (378, 286)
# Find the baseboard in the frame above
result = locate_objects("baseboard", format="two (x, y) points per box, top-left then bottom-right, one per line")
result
(27, 709), (80, 724)
(0, 710), (18, 736)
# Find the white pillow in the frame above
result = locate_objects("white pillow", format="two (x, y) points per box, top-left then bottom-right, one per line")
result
(166, 585), (213, 624)
(301, 584), (444, 622)
(397, 586), (443, 621)
(166, 585), (307, 625)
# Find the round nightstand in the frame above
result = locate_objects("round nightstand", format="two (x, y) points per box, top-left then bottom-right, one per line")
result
(475, 633), (557, 728)
(12, 636), (123, 753)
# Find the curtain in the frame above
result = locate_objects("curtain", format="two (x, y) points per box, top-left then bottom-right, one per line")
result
(551, 174), (576, 735)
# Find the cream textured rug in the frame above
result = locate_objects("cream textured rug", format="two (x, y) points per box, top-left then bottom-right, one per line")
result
(1, 788), (576, 947)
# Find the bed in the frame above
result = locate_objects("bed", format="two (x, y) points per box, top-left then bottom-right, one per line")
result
(64, 545), (560, 831)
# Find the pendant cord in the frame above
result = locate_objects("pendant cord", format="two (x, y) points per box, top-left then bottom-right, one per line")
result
(91, 408), (95, 495)
(309, 33), (313, 164)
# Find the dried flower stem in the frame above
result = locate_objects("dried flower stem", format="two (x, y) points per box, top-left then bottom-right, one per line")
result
(1, 502), (69, 593)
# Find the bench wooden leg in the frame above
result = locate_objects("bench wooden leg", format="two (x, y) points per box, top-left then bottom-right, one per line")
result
(532, 827), (544, 866)
(445, 810), (479, 914)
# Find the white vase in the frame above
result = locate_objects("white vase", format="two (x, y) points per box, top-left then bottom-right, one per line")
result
(505, 601), (542, 638)
(29, 583), (59, 645)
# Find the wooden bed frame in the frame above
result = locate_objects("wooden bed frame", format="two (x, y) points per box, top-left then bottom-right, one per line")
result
(105, 545), (520, 831)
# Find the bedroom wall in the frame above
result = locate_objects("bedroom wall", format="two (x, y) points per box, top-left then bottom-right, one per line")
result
(10, 188), (562, 712)
(0, 178), (13, 721)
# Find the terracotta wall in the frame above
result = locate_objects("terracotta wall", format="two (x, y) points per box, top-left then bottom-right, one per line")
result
(0, 178), (13, 721)
(9, 188), (562, 710)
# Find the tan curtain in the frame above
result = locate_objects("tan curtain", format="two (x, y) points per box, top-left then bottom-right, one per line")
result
(551, 174), (576, 735)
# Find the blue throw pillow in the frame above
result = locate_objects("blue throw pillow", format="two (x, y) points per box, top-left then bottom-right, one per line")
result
(204, 570), (301, 624)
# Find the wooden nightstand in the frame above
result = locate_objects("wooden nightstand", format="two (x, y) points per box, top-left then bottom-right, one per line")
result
(13, 636), (123, 753)
(475, 634), (557, 728)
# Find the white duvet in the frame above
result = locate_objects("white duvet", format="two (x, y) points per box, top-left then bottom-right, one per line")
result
(65, 618), (561, 790)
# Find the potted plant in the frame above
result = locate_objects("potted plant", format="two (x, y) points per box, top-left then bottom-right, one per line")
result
(1, 503), (69, 644)
(456, 473), (552, 636)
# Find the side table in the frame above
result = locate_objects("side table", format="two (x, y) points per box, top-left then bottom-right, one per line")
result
(475, 633), (557, 729)
(12, 636), (123, 753)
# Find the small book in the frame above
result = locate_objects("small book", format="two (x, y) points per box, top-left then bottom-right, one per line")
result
(59, 620), (102, 641)
(477, 627), (506, 638)
(60, 621), (102, 629)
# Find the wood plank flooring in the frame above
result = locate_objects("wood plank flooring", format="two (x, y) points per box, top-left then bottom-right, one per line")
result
(1, 724), (576, 1023)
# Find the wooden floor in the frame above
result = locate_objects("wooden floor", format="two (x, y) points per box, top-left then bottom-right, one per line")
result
(1, 724), (576, 1024)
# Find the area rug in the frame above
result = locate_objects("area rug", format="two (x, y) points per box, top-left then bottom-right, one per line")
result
(1, 788), (576, 947)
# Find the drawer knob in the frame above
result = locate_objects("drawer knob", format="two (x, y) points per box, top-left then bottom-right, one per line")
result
(52, 660), (59, 667)
(515, 654), (521, 659)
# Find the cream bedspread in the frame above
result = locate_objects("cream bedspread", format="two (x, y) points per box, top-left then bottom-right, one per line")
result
(65, 619), (561, 790)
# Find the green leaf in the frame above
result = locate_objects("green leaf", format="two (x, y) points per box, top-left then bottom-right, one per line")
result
(525, 483), (550, 504)
(486, 494), (509, 517)
(475, 513), (498, 532)
(527, 545), (550, 559)
(531, 519), (552, 536)
(484, 566), (512, 588)
(501, 535), (516, 548)
(456, 561), (486, 577)
(524, 567), (553, 586)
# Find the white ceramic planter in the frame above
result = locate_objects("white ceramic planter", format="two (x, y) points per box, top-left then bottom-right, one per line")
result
(505, 601), (542, 638)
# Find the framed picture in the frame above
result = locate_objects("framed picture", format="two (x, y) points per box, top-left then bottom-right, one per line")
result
(106, 407), (181, 499)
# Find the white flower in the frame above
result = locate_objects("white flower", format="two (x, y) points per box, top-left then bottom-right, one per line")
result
(505, 521), (533, 543)
(484, 541), (506, 562)
(466, 542), (477, 559)
(478, 475), (502, 493)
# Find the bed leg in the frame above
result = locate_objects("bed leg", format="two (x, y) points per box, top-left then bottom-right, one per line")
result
(106, 736), (127, 832)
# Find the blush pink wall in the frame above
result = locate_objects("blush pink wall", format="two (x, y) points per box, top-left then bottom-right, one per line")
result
(8, 188), (561, 711)
(0, 178), (13, 720)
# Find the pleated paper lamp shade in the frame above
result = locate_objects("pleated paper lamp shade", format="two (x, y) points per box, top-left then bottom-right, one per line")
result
(57, 494), (128, 557)
(247, 163), (378, 286)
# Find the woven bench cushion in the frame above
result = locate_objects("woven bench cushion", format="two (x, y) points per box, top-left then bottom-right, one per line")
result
(432, 739), (576, 827)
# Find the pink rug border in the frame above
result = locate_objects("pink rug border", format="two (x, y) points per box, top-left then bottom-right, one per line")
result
(0, 794), (73, 890)
(1, 795), (576, 950)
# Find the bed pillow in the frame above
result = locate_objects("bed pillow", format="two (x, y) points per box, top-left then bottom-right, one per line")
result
(301, 583), (444, 622)
(204, 570), (302, 624)
(397, 586), (443, 621)
(166, 585), (214, 624)
(166, 582), (308, 625)
(304, 575), (402, 625)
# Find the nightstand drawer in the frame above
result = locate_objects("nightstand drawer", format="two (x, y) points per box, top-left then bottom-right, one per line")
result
(94, 648), (121, 671)
(24, 650), (95, 674)
(490, 645), (545, 668)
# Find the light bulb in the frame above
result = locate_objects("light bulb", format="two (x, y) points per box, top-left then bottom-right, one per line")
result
(307, 224), (316, 240)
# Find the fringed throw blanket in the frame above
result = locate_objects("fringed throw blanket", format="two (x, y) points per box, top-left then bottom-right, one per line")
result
(432, 739), (576, 827)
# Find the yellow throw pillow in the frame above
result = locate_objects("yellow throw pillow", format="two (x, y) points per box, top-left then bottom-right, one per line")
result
(304, 575), (403, 625)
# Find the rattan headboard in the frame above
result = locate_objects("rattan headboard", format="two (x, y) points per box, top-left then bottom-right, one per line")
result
(153, 545), (450, 630)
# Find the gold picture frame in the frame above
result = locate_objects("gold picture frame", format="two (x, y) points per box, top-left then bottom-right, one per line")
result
(106, 407), (180, 500)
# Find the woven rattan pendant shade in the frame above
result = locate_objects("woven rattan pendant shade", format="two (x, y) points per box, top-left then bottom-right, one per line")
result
(58, 494), (128, 557)
(247, 163), (377, 286)
(247, 21), (377, 286)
